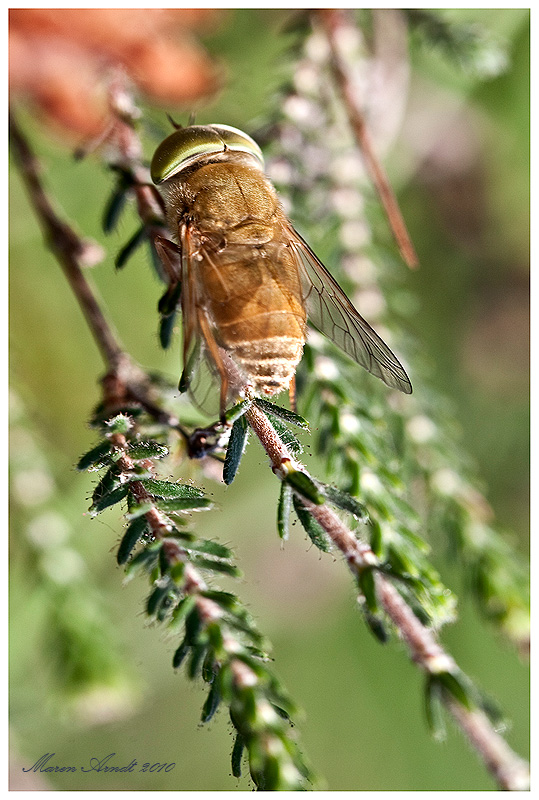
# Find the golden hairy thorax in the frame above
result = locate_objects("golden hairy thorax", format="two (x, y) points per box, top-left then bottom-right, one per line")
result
(166, 157), (307, 396)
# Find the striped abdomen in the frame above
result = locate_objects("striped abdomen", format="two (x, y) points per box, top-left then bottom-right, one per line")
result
(198, 234), (307, 397)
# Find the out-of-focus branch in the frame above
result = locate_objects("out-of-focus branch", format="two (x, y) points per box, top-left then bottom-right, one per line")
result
(9, 109), (188, 438)
(9, 110), (123, 369)
(318, 8), (419, 269)
(446, 698), (530, 791)
(245, 402), (529, 791)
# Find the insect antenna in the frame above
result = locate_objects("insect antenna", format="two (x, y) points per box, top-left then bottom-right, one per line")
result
(166, 114), (183, 130)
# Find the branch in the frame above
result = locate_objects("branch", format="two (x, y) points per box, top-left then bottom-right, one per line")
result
(80, 413), (317, 790)
(11, 81), (527, 792)
(318, 8), (419, 269)
(245, 403), (529, 791)
(9, 107), (191, 440)
(9, 110), (124, 369)
(11, 108), (316, 790)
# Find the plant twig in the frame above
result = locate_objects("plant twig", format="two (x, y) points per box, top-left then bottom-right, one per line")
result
(318, 8), (419, 269)
(446, 698), (530, 791)
(92, 421), (315, 790)
(11, 111), (314, 788)
(9, 110), (124, 369)
(245, 402), (529, 791)
(9, 108), (191, 440)
(11, 92), (528, 792)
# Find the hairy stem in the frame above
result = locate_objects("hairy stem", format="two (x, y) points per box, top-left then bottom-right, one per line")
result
(446, 699), (530, 791)
(245, 401), (529, 791)
(10, 99), (528, 793)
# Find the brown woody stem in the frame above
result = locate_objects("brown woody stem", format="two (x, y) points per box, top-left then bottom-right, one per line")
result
(11, 101), (528, 793)
(318, 8), (419, 269)
(245, 399), (529, 791)
(10, 108), (191, 439)
(9, 110), (125, 369)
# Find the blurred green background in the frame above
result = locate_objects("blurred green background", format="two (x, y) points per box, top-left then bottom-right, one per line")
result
(10, 9), (528, 791)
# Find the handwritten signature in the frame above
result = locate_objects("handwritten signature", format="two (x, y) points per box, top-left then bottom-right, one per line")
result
(22, 753), (176, 774)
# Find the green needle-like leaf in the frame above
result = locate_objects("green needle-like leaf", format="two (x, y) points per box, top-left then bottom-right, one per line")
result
(255, 398), (310, 429)
(147, 583), (173, 617)
(231, 733), (245, 778)
(285, 469), (325, 505)
(172, 639), (190, 669)
(292, 496), (331, 552)
(225, 399), (253, 425)
(319, 482), (369, 521)
(187, 540), (233, 559)
(102, 179), (129, 233)
(117, 516), (149, 565)
(146, 480), (206, 500)
(359, 567), (378, 614)
(169, 596), (197, 630)
(115, 226), (147, 269)
(201, 682), (221, 722)
(437, 670), (475, 711)
(190, 555), (241, 577)
(159, 311), (177, 350)
(277, 482), (293, 540)
(223, 415), (248, 485)
(91, 485), (129, 514)
(77, 440), (112, 471)
(158, 281), (182, 315)
(154, 497), (213, 513)
(425, 676), (447, 741)
(127, 441), (169, 460)
(264, 411), (304, 454)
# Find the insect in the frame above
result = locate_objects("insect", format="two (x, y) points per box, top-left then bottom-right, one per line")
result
(150, 123), (411, 419)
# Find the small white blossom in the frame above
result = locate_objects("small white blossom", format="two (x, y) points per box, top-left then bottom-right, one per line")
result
(283, 95), (323, 128)
(334, 23), (363, 59)
(339, 411), (361, 435)
(339, 219), (371, 250)
(330, 187), (364, 219)
(431, 468), (461, 497)
(314, 355), (339, 381)
(426, 652), (455, 675)
(360, 470), (383, 495)
(305, 30), (331, 64)
(354, 287), (386, 319)
(306, 329), (325, 349)
(12, 468), (55, 506)
(465, 521), (490, 548)
(257, 699), (280, 726)
(27, 511), (70, 548)
(41, 547), (85, 584)
(9, 390), (24, 423)
(342, 254), (377, 284)
(293, 61), (320, 95)
(329, 152), (366, 184)
(266, 158), (293, 186)
(71, 684), (136, 725)
(406, 415), (438, 444)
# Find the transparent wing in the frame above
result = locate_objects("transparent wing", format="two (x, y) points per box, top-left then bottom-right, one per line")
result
(286, 227), (412, 394)
(177, 223), (224, 418)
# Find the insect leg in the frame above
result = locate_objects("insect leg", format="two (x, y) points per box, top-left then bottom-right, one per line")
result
(288, 374), (297, 412)
(197, 307), (230, 423)
(153, 234), (182, 284)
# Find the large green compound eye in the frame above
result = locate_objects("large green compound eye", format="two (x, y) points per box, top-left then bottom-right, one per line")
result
(150, 123), (264, 185)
